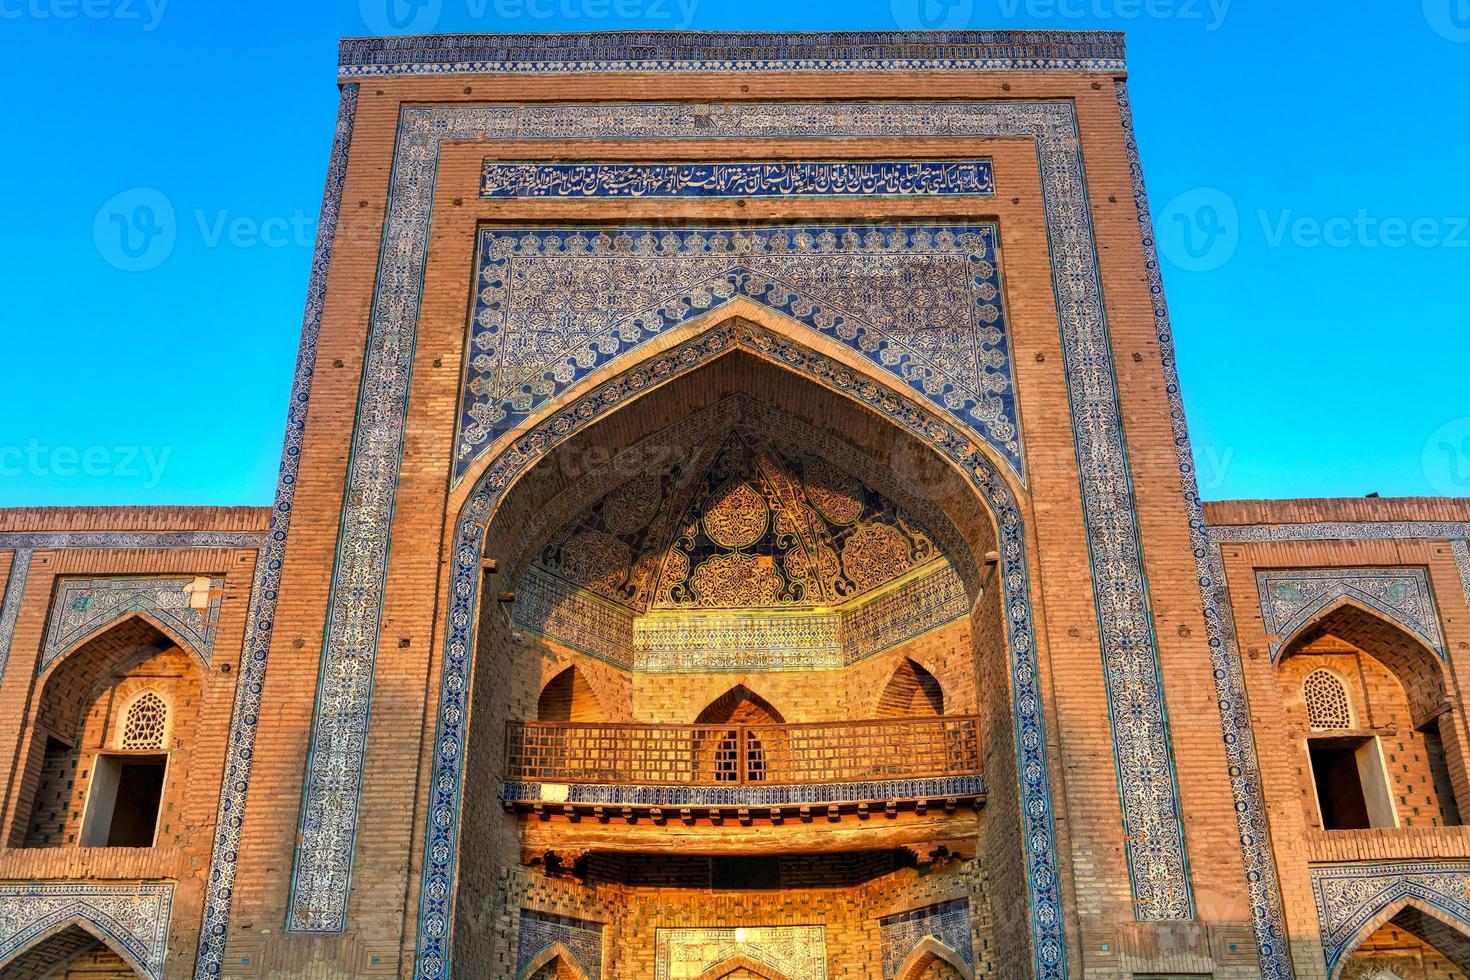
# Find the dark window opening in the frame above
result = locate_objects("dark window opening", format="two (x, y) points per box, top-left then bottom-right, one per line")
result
(1310, 736), (1394, 830)
(80, 754), (166, 847)
(711, 855), (781, 890)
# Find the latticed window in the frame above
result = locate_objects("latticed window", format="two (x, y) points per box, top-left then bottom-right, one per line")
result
(1304, 669), (1353, 730)
(118, 691), (169, 750)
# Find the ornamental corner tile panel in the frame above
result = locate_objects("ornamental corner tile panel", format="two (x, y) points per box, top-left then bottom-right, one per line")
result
(879, 898), (976, 979)
(41, 574), (225, 672)
(516, 910), (604, 980)
(1310, 860), (1470, 976)
(1256, 566), (1447, 661)
(291, 97), (1194, 967)
(0, 881), (174, 980)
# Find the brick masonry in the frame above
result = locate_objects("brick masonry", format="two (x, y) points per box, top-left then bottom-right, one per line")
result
(0, 31), (1467, 980)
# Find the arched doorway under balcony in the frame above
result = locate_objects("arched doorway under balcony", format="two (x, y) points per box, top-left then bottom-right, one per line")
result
(427, 318), (1057, 979)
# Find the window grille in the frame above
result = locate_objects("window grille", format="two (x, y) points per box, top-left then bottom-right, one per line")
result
(1304, 669), (1353, 730)
(119, 691), (169, 750)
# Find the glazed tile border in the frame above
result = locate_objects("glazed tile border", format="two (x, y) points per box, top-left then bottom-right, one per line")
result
(1309, 860), (1470, 976)
(1115, 80), (1292, 976)
(1255, 566), (1447, 661)
(338, 30), (1126, 77)
(190, 84), (360, 977)
(39, 575), (225, 673)
(0, 550), (32, 684)
(501, 773), (984, 808)
(0, 881), (174, 980)
(482, 159), (995, 200)
(420, 321), (1065, 979)
(290, 97), (1193, 943)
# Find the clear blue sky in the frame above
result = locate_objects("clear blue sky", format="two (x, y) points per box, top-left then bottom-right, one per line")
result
(1, 3), (1467, 506)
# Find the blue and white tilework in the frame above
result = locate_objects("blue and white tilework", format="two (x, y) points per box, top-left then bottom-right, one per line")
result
(516, 910), (603, 980)
(1116, 79), (1293, 977)
(459, 223), (1021, 483)
(193, 83), (360, 972)
(1310, 861), (1470, 976)
(298, 92), (1195, 962)
(420, 321), (1066, 979)
(501, 774), (984, 809)
(39, 575), (224, 672)
(481, 159), (994, 200)
(879, 899), (975, 979)
(0, 881), (174, 980)
(338, 31), (1126, 77)
(1256, 566), (1446, 661)
(0, 549), (32, 684)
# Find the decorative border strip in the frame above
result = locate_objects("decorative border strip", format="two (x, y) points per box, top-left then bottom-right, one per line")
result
(1256, 566), (1447, 661)
(0, 531), (266, 549)
(0, 881), (174, 980)
(419, 322), (1065, 979)
(1116, 80), (1290, 974)
(516, 909), (603, 980)
(879, 899), (976, 980)
(39, 575), (225, 673)
(482, 159), (994, 199)
(1310, 860), (1470, 976)
(192, 83), (360, 977)
(338, 30), (1127, 78)
(502, 773), (984, 808)
(296, 95), (1192, 952)
(0, 549), (32, 684)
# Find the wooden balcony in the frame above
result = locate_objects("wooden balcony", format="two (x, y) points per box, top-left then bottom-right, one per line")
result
(502, 716), (984, 828)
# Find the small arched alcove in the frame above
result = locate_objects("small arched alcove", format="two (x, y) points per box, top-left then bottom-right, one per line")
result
(537, 666), (605, 723)
(1278, 601), (1461, 830)
(9, 614), (202, 850)
(696, 686), (785, 784)
(878, 658), (946, 718)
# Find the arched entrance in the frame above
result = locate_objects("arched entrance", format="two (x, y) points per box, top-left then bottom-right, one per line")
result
(0, 921), (147, 979)
(1334, 900), (1470, 979)
(416, 317), (1062, 978)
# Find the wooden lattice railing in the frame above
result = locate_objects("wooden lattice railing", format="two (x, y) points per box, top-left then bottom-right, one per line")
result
(505, 715), (981, 786)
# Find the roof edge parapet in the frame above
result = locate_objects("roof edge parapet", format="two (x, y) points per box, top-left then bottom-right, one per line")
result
(337, 29), (1127, 78)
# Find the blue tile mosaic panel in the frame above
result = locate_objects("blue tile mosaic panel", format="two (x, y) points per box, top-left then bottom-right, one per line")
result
(0, 881), (174, 980)
(516, 909), (603, 980)
(1256, 566), (1446, 661)
(40, 575), (224, 672)
(1310, 861), (1470, 975)
(879, 899), (975, 979)
(481, 159), (994, 199)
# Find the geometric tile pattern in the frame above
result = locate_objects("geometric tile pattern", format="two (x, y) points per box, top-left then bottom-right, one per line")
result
(338, 30), (1127, 77)
(299, 86), (1191, 961)
(654, 924), (827, 980)
(192, 82), (360, 974)
(40, 574), (224, 672)
(879, 899), (975, 979)
(516, 909), (603, 980)
(482, 159), (994, 200)
(0, 881), (174, 980)
(420, 319), (1065, 980)
(0, 549), (32, 684)
(501, 774), (984, 809)
(459, 222), (1021, 482)
(1310, 861), (1470, 977)
(1115, 79), (1292, 977)
(1256, 566), (1446, 661)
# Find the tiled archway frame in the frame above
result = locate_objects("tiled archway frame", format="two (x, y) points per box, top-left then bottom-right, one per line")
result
(1310, 860), (1470, 977)
(419, 321), (1062, 978)
(285, 96), (1197, 945)
(0, 881), (174, 979)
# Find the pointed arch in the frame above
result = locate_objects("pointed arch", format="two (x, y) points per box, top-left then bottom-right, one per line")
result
(693, 953), (791, 980)
(518, 941), (594, 980)
(39, 610), (207, 683)
(0, 917), (150, 979)
(695, 685), (785, 726)
(1329, 896), (1470, 979)
(537, 666), (605, 723)
(894, 936), (976, 980)
(877, 658), (946, 717)
(419, 315), (1064, 978)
